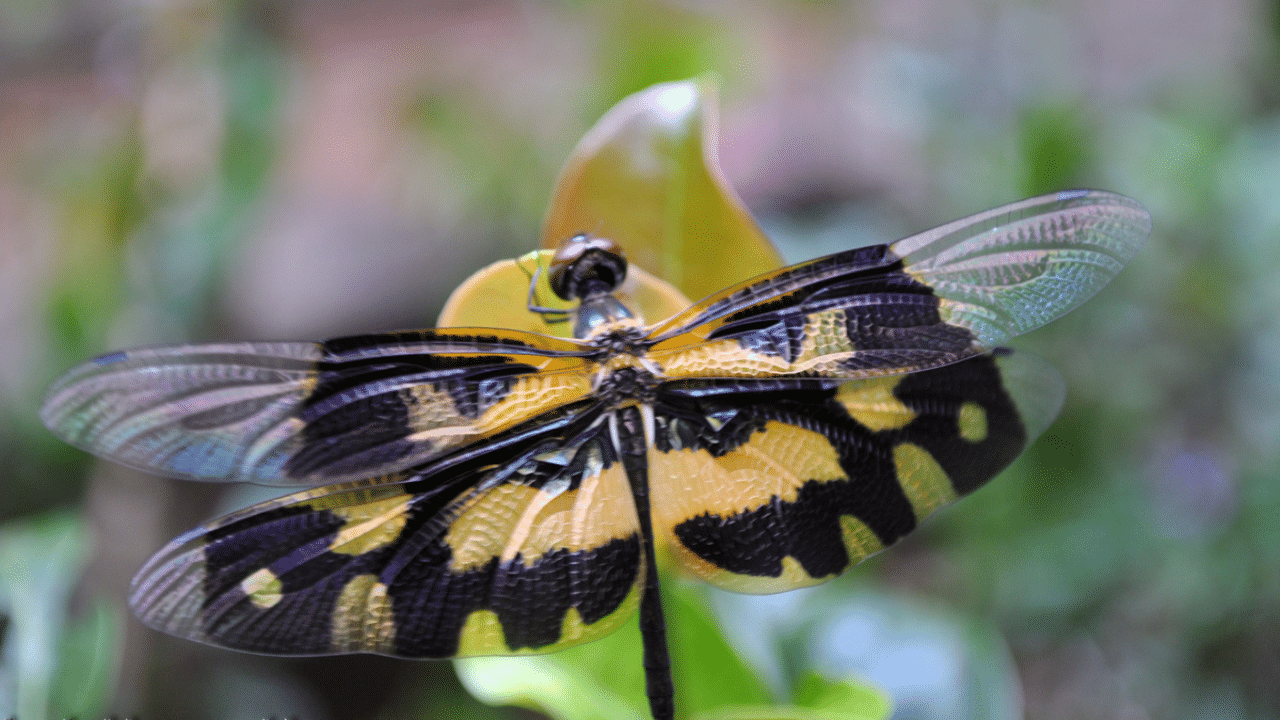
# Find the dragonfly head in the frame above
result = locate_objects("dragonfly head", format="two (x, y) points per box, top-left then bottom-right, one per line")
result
(546, 234), (643, 340)
(549, 234), (628, 303)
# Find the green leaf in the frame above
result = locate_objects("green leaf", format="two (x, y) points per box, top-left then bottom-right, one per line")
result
(455, 654), (648, 720)
(454, 620), (650, 720)
(691, 705), (884, 720)
(667, 580), (771, 715)
(791, 673), (891, 719)
(0, 512), (120, 720)
(690, 671), (891, 720)
(50, 600), (120, 719)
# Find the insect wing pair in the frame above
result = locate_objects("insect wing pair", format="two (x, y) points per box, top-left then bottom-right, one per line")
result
(41, 189), (1150, 719)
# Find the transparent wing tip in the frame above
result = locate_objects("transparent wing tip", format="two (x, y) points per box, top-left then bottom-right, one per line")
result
(992, 349), (1066, 441)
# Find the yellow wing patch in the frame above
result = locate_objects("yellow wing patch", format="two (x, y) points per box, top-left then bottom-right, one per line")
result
(958, 401), (988, 442)
(456, 609), (514, 656)
(475, 373), (594, 439)
(649, 422), (843, 526)
(327, 493), (412, 556)
(892, 442), (959, 520)
(839, 516), (885, 561)
(834, 376), (917, 432)
(240, 568), (283, 610)
(443, 460), (639, 571)
(331, 574), (396, 653)
(650, 309), (862, 380)
(397, 364), (594, 463)
(650, 338), (793, 378)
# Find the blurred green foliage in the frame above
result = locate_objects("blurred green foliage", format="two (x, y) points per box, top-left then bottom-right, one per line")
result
(457, 580), (889, 720)
(2, 1), (1278, 719)
(0, 513), (119, 720)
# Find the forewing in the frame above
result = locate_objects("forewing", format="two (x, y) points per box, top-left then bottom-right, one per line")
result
(129, 401), (646, 657)
(645, 190), (1149, 380)
(40, 329), (594, 485)
(648, 350), (1063, 593)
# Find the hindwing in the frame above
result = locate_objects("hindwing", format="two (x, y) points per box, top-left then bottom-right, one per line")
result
(647, 350), (1064, 593)
(129, 400), (647, 658)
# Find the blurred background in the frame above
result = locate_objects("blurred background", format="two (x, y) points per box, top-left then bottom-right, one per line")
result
(1, 1), (1278, 718)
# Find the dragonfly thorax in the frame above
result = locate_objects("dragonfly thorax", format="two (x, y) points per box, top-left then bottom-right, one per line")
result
(595, 365), (659, 406)
(575, 295), (641, 340)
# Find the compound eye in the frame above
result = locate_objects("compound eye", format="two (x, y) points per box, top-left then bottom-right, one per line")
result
(549, 234), (627, 301)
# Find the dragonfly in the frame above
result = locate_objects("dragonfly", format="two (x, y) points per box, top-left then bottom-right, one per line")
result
(41, 189), (1149, 720)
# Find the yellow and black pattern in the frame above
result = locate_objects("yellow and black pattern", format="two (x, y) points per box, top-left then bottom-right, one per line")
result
(40, 189), (1150, 720)
(647, 242), (979, 381)
(130, 401), (648, 657)
(41, 329), (595, 485)
(648, 350), (1061, 594)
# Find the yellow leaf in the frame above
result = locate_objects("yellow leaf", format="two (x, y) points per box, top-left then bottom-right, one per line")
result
(437, 251), (690, 335)
(439, 78), (781, 335)
(542, 78), (782, 303)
